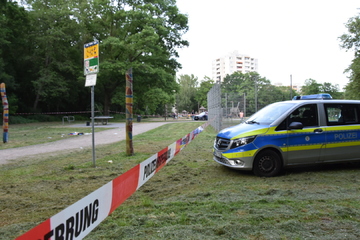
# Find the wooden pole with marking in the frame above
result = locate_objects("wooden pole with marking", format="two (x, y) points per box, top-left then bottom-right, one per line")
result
(125, 68), (134, 155)
(0, 83), (9, 143)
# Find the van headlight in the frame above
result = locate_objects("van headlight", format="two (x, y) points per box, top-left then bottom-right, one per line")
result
(230, 136), (256, 149)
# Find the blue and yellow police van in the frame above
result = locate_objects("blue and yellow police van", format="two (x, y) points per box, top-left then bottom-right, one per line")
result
(213, 95), (360, 177)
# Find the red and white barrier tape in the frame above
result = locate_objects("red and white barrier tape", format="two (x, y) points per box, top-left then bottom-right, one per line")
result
(15, 122), (209, 240)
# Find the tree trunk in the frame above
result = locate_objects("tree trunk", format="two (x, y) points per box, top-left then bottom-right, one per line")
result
(33, 85), (42, 111)
(104, 93), (111, 116)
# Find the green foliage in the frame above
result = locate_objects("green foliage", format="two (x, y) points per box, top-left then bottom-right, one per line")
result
(0, 2), (30, 87)
(301, 78), (342, 99)
(176, 74), (199, 113)
(142, 87), (173, 114)
(6, 116), (37, 124)
(27, 0), (83, 110)
(340, 14), (360, 99)
(85, 0), (188, 114)
(301, 78), (321, 95)
(344, 57), (360, 99)
(339, 15), (360, 57)
(221, 72), (289, 115)
(195, 77), (214, 109)
(0, 0), (188, 115)
(320, 82), (343, 99)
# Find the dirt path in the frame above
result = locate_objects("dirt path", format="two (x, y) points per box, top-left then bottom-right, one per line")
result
(0, 122), (169, 165)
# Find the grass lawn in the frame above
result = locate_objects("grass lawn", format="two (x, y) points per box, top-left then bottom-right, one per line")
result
(0, 121), (112, 150)
(1, 121), (360, 239)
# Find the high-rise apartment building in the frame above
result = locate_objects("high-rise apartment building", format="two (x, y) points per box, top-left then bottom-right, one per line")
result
(212, 51), (258, 82)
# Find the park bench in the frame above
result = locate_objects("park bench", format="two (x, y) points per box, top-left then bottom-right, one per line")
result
(90, 116), (114, 125)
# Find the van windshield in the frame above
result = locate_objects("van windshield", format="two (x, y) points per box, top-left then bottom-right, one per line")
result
(246, 102), (296, 125)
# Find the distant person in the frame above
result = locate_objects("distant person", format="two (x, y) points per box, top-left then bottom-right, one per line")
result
(239, 111), (244, 122)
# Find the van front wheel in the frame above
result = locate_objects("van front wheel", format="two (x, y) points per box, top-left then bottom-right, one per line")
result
(253, 150), (282, 177)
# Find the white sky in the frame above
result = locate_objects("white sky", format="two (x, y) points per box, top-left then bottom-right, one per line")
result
(175, 0), (359, 90)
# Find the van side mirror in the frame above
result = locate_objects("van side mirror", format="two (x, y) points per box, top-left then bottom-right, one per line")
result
(288, 122), (303, 130)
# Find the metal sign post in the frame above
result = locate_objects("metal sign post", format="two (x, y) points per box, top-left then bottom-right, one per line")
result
(84, 40), (99, 167)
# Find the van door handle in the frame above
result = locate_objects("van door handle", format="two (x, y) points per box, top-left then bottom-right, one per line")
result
(314, 128), (323, 133)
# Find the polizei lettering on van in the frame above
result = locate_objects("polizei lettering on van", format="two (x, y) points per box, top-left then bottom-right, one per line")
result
(334, 132), (357, 140)
(44, 199), (99, 240)
(143, 148), (171, 180)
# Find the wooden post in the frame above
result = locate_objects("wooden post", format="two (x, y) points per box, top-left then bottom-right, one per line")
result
(125, 68), (134, 155)
(0, 83), (9, 143)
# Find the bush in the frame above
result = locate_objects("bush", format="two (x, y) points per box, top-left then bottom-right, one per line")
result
(27, 114), (60, 122)
(6, 116), (37, 124)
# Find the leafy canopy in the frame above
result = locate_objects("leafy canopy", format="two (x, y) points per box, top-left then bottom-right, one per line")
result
(3, 0), (189, 114)
(339, 14), (360, 99)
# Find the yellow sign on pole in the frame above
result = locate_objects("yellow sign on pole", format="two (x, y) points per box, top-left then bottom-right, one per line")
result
(84, 42), (98, 59)
(84, 41), (99, 75)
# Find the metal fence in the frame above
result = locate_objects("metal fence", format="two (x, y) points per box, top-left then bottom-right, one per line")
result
(207, 83), (222, 132)
(207, 83), (268, 132)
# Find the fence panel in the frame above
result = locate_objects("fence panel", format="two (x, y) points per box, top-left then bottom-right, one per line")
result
(207, 83), (269, 131)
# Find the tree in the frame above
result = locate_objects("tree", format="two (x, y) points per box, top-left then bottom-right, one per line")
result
(0, 1), (32, 113)
(195, 76), (214, 110)
(344, 57), (360, 99)
(301, 78), (342, 99)
(320, 82), (342, 99)
(276, 85), (297, 100)
(2, 0), (188, 115)
(339, 14), (360, 99)
(301, 79), (321, 95)
(176, 74), (198, 113)
(87, 0), (189, 115)
(221, 71), (294, 115)
(27, 0), (84, 111)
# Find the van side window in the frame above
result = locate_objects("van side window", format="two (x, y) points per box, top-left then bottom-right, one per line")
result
(294, 104), (318, 127)
(276, 104), (318, 131)
(325, 104), (359, 125)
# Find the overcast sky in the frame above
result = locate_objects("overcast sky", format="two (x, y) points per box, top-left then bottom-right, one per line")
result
(175, 0), (359, 89)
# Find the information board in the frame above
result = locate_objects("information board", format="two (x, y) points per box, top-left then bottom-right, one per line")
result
(84, 41), (99, 75)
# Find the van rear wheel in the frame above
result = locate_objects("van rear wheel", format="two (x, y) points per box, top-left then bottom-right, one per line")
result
(253, 150), (282, 177)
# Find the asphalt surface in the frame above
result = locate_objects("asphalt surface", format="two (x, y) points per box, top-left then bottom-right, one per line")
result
(0, 122), (170, 165)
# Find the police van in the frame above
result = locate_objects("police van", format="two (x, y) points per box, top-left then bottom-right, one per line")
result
(213, 95), (360, 177)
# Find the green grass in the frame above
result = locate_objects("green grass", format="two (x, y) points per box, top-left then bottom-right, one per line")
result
(1, 121), (360, 240)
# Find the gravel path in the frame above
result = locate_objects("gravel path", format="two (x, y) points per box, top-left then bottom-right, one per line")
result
(0, 122), (169, 165)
